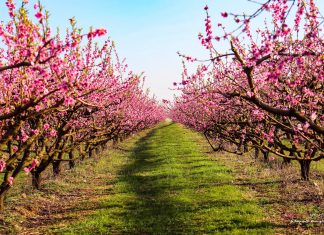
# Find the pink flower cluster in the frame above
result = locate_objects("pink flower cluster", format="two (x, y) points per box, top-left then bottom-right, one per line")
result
(0, 160), (6, 172)
(24, 159), (39, 174)
(87, 28), (108, 39)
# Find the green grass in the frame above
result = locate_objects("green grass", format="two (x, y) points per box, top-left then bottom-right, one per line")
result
(312, 161), (324, 173)
(58, 122), (275, 234)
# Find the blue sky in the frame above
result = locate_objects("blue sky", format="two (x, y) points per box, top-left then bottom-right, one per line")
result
(1, 0), (324, 100)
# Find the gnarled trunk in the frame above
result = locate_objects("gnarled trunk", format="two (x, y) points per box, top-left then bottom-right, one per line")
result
(52, 160), (61, 177)
(95, 147), (100, 155)
(69, 151), (75, 169)
(261, 150), (269, 162)
(32, 171), (42, 190)
(53, 151), (64, 177)
(243, 143), (248, 153)
(89, 148), (94, 158)
(299, 160), (311, 181)
(254, 148), (259, 159)
(0, 182), (11, 211)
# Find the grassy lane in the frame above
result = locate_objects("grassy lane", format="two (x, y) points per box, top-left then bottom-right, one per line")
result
(59, 122), (275, 234)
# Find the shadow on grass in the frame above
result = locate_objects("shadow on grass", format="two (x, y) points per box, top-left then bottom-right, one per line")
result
(107, 123), (286, 234)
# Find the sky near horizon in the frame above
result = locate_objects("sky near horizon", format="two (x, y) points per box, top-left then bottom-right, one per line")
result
(1, 0), (324, 100)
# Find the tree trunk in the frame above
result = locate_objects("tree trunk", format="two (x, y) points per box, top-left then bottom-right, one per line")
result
(299, 160), (311, 181)
(0, 194), (5, 211)
(52, 161), (61, 177)
(89, 148), (94, 158)
(69, 151), (75, 169)
(95, 147), (100, 155)
(0, 185), (9, 211)
(262, 150), (269, 162)
(32, 171), (42, 190)
(53, 150), (64, 177)
(80, 146), (86, 161)
(243, 143), (248, 153)
(254, 148), (259, 159)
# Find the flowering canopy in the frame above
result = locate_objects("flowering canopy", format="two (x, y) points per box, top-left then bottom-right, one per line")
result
(171, 0), (323, 180)
(0, 0), (165, 209)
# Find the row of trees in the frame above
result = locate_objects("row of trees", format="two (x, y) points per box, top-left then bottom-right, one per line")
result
(171, 0), (323, 180)
(0, 0), (165, 210)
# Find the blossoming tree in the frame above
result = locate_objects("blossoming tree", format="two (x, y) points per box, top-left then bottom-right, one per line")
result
(171, 0), (323, 180)
(0, 0), (165, 210)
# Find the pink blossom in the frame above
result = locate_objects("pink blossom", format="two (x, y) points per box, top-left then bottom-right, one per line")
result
(310, 112), (317, 121)
(246, 91), (254, 97)
(303, 123), (310, 132)
(31, 129), (39, 135)
(221, 12), (228, 18)
(22, 98), (30, 104)
(49, 130), (57, 137)
(24, 159), (39, 174)
(252, 109), (265, 121)
(264, 130), (274, 143)
(21, 131), (29, 142)
(0, 25), (5, 36)
(59, 82), (69, 92)
(0, 160), (6, 172)
(87, 28), (108, 39)
(43, 123), (50, 130)
(35, 12), (43, 19)
(95, 28), (107, 36)
(35, 105), (42, 112)
(31, 159), (39, 168)
(12, 146), (18, 152)
(8, 177), (13, 186)
(64, 96), (75, 106)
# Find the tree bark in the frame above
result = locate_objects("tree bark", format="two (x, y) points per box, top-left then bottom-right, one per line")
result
(95, 147), (100, 155)
(262, 150), (269, 162)
(52, 160), (61, 177)
(243, 143), (248, 153)
(89, 148), (94, 158)
(254, 148), (259, 159)
(69, 151), (75, 169)
(52, 150), (64, 177)
(32, 171), (42, 190)
(0, 185), (9, 211)
(299, 160), (311, 181)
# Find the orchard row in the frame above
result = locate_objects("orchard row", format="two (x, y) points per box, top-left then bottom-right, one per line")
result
(170, 0), (323, 180)
(0, 0), (165, 210)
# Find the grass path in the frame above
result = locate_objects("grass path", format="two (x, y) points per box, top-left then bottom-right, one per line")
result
(59, 122), (274, 234)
